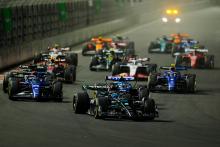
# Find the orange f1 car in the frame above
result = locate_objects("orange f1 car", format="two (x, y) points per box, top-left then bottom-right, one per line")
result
(82, 37), (113, 56)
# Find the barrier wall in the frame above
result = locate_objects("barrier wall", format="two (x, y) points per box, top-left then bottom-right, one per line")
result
(0, 0), (152, 70)
(0, 0), (213, 70)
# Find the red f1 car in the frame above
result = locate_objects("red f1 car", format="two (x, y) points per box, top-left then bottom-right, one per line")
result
(175, 48), (214, 69)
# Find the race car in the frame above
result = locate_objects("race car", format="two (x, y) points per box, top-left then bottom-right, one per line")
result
(89, 48), (125, 71)
(82, 36), (135, 56)
(148, 33), (191, 54)
(44, 55), (77, 83)
(82, 37), (112, 56)
(72, 76), (158, 120)
(112, 57), (157, 80)
(7, 67), (63, 102)
(34, 51), (77, 83)
(34, 50), (78, 67)
(171, 38), (200, 57)
(175, 48), (214, 69)
(147, 65), (196, 93)
(162, 8), (181, 23)
(112, 35), (135, 55)
(2, 64), (39, 93)
(148, 36), (173, 53)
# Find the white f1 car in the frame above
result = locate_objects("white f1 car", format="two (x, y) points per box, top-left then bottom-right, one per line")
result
(112, 57), (157, 80)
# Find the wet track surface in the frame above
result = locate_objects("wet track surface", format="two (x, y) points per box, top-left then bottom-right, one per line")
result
(0, 7), (220, 147)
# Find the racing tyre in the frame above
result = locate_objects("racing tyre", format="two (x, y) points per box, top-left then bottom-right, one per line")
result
(187, 74), (196, 93)
(112, 63), (121, 75)
(3, 73), (10, 93)
(52, 81), (63, 102)
(82, 44), (95, 56)
(148, 64), (157, 73)
(205, 55), (214, 69)
(73, 92), (90, 114)
(66, 53), (78, 66)
(175, 55), (183, 66)
(64, 65), (76, 83)
(147, 73), (157, 90)
(148, 42), (155, 53)
(82, 45), (88, 56)
(89, 58), (99, 71)
(138, 87), (149, 100)
(144, 98), (156, 120)
(8, 78), (18, 101)
(70, 53), (78, 66)
(94, 97), (109, 119)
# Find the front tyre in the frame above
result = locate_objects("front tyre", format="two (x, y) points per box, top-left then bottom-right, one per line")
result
(73, 92), (90, 114)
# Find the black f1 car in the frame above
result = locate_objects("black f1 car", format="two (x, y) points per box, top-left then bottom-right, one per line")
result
(73, 76), (158, 120)
(89, 49), (125, 71)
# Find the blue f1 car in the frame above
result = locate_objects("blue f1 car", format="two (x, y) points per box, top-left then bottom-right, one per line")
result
(147, 65), (196, 93)
(7, 67), (63, 102)
(73, 76), (158, 120)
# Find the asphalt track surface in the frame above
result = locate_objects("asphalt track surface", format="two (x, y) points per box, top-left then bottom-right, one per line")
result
(0, 7), (220, 147)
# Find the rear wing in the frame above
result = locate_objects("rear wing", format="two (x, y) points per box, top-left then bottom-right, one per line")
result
(185, 48), (208, 53)
(160, 66), (188, 71)
(128, 57), (150, 63)
(170, 33), (189, 37)
(116, 42), (127, 46)
(137, 57), (150, 62)
(105, 76), (135, 81)
(91, 38), (113, 42)
(61, 47), (70, 51)
(82, 85), (108, 91)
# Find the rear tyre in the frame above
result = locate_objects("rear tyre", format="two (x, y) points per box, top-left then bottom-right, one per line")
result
(187, 74), (196, 93)
(82, 43), (95, 56)
(73, 92), (90, 114)
(138, 87), (149, 100)
(66, 53), (78, 66)
(205, 55), (214, 69)
(175, 55), (183, 67)
(148, 64), (157, 73)
(8, 79), (18, 101)
(89, 58), (99, 71)
(94, 97), (109, 119)
(53, 81), (63, 102)
(147, 73), (157, 90)
(3, 73), (10, 93)
(64, 65), (76, 83)
(82, 46), (87, 56)
(144, 98), (156, 120)
(112, 63), (121, 76)
(148, 42), (155, 53)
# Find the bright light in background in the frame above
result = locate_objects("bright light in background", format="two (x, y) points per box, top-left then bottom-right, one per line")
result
(162, 17), (168, 22)
(173, 10), (178, 14)
(166, 9), (179, 15)
(166, 9), (172, 14)
(175, 18), (181, 23)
